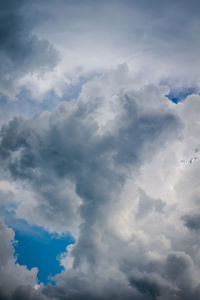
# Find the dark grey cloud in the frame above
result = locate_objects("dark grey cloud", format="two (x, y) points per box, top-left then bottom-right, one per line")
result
(0, 286), (48, 300)
(163, 252), (200, 300)
(129, 271), (177, 299)
(0, 288), (50, 300)
(0, 0), (59, 98)
(123, 251), (200, 300)
(10, 286), (48, 300)
(182, 214), (200, 231)
(42, 253), (200, 300)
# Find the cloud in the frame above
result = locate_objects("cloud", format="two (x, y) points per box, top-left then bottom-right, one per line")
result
(128, 271), (178, 299)
(21, 0), (200, 99)
(4, 0), (200, 101)
(182, 214), (200, 231)
(1, 67), (200, 300)
(0, 67), (179, 235)
(0, 0), (59, 98)
(0, 218), (41, 299)
(127, 251), (200, 300)
(1, 0), (200, 299)
(136, 189), (165, 219)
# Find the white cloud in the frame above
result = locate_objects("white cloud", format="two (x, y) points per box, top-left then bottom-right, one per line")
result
(0, 219), (39, 298)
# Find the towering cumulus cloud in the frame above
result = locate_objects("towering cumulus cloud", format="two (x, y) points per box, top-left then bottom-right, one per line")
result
(0, 1), (200, 300)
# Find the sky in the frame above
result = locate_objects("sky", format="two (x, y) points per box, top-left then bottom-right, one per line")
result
(0, 0), (200, 299)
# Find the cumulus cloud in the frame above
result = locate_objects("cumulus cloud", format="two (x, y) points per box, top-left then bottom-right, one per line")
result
(1, 66), (200, 299)
(0, 67), (179, 235)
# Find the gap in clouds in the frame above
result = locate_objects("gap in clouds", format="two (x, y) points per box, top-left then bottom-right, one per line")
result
(166, 87), (197, 103)
(0, 206), (75, 285)
(14, 225), (75, 285)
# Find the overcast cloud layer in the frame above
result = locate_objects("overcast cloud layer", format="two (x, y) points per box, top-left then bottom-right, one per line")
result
(0, 1), (200, 300)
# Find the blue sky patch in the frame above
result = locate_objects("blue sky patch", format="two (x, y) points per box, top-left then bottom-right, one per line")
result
(14, 224), (75, 285)
(166, 87), (197, 103)
(0, 208), (75, 285)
